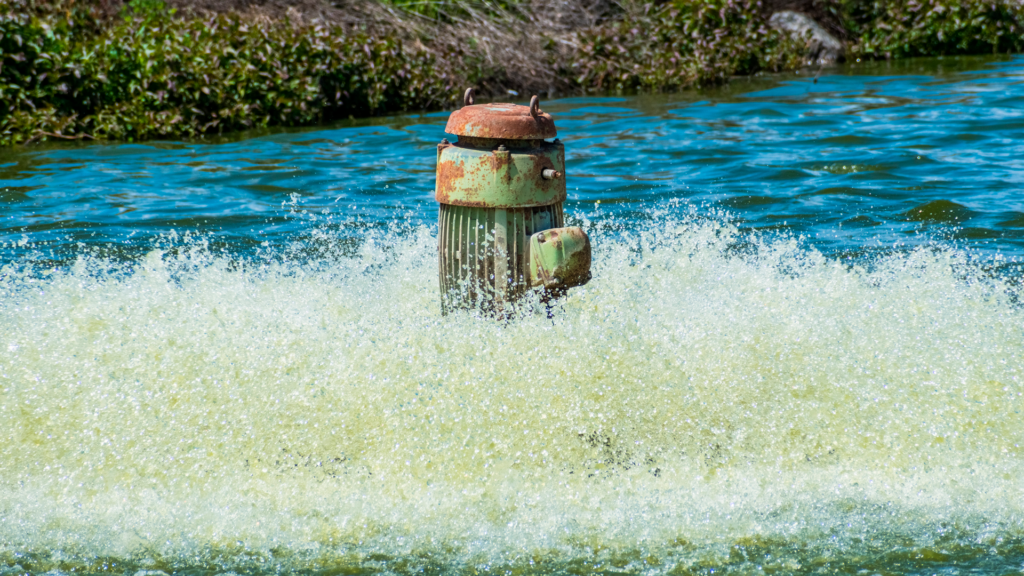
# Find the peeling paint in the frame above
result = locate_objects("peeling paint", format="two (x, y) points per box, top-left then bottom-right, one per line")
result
(435, 140), (566, 208)
(445, 103), (557, 140)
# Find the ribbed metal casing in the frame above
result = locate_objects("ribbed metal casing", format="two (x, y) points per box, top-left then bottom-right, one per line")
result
(438, 203), (564, 313)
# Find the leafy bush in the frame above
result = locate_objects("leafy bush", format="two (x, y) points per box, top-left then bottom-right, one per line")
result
(3, 0), (1024, 146)
(572, 0), (804, 92)
(0, 4), (458, 145)
(837, 0), (1024, 59)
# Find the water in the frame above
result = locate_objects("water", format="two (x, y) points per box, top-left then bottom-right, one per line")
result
(1, 55), (1023, 575)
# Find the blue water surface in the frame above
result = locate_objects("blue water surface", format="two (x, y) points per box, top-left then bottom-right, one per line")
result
(1, 54), (1023, 265)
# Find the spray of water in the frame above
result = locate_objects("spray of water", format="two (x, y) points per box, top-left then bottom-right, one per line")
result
(1, 208), (1023, 574)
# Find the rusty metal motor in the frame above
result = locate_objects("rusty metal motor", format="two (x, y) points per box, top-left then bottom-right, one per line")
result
(436, 90), (592, 314)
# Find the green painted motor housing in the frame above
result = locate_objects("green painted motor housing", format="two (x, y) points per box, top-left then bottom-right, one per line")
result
(436, 138), (566, 209)
(435, 94), (592, 314)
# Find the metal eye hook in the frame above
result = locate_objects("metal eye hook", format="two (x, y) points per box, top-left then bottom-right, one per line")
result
(464, 88), (475, 107)
(529, 95), (541, 117)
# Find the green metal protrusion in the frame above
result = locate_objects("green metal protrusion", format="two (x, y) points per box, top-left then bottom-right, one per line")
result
(528, 227), (592, 292)
(436, 140), (566, 209)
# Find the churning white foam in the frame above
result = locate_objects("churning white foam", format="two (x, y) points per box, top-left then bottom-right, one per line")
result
(1, 211), (1023, 572)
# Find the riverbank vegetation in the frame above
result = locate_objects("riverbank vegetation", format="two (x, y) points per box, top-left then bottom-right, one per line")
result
(2, 0), (1023, 146)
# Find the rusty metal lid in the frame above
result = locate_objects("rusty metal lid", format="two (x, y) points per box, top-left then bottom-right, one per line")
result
(445, 94), (557, 140)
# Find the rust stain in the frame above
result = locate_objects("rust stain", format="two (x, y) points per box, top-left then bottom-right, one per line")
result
(522, 149), (566, 203)
(489, 150), (512, 186)
(555, 228), (591, 287)
(436, 141), (565, 208)
(435, 159), (465, 204)
(535, 227), (591, 297)
(437, 198), (500, 209)
(524, 154), (554, 191)
(458, 157), (488, 203)
(436, 155), (492, 206)
(445, 103), (557, 140)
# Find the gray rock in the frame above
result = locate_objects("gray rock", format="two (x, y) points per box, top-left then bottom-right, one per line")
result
(769, 10), (844, 65)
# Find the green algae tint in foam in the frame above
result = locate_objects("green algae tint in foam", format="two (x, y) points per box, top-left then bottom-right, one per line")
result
(2, 55), (1024, 575)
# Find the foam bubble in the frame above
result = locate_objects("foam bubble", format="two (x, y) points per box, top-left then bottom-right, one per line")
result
(1, 212), (1023, 573)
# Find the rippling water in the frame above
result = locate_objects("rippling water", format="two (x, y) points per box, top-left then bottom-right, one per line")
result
(2, 55), (1024, 575)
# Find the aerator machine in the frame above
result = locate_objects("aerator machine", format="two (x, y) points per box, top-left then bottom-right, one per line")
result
(435, 90), (592, 314)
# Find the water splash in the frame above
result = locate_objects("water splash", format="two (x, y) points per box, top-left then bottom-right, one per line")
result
(2, 211), (1022, 574)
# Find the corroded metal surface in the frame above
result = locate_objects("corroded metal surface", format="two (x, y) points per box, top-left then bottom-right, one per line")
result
(435, 92), (590, 314)
(435, 140), (565, 208)
(445, 103), (557, 140)
(438, 203), (563, 314)
(528, 227), (592, 292)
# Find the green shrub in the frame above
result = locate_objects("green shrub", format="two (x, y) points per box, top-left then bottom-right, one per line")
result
(838, 0), (1024, 59)
(3, 0), (1024, 146)
(0, 10), (81, 142)
(571, 0), (804, 92)
(0, 5), (457, 145)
